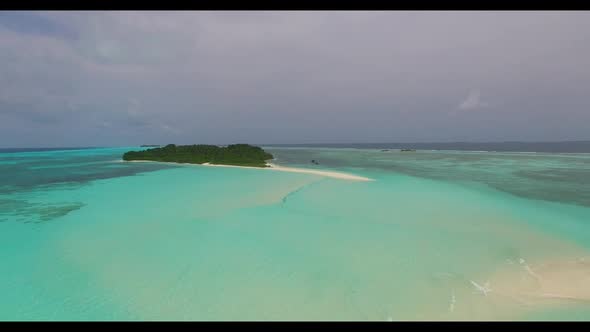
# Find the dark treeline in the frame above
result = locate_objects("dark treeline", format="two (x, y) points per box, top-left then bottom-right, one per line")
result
(122, 144), (273, 167)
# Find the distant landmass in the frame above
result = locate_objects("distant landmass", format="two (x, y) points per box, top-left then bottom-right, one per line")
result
(140, 144), (160, 147)
(122, 144), (274, 167)
(264, 141), (590, 153)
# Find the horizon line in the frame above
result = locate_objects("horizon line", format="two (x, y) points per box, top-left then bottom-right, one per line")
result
(3, 140), (590, 150)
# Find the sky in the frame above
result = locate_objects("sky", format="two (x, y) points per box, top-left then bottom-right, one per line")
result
(1, 11), (589, 147)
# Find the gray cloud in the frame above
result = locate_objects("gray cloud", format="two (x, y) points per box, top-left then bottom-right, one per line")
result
(1, 11), (590, 147)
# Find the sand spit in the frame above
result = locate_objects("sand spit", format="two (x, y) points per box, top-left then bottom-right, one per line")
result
(203, 162), (374, 181)
(124, 160), (373, 182)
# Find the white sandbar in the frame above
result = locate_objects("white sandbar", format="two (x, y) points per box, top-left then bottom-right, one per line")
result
(202, 162), (373, 182)
(125, 160), (373, 181)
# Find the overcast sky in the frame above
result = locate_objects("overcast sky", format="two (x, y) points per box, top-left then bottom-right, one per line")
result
(1, 11), (589, 147)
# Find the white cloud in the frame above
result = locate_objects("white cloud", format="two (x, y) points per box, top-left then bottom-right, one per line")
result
(458, 89), (488, 111)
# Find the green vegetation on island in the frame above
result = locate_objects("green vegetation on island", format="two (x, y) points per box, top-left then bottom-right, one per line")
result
(122, 144), (274, 167)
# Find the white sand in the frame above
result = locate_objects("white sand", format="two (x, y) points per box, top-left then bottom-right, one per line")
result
(124, 160), (372, 181)
(489, 257), (590, 303)
(202, 162), (374, 182)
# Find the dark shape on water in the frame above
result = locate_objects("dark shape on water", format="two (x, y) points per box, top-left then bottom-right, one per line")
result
(122, 144), (274, 168)
(311, 160), (319, 165)
(381, 149), (390, 152)
(35, 203), (86, 222)
(0, 198), (85, 223)
(401, 149), (416, 152)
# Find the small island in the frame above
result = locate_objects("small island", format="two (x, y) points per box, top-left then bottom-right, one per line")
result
(123, 144), (274, 168)
(140, 144), (160, 147)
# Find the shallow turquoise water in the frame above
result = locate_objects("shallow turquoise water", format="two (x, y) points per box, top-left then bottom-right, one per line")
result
(1, 147), (590, 320)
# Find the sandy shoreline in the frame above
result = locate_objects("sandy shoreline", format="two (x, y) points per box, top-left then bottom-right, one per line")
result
(207, 162), (373, 181)
(125, 160), (373, 181)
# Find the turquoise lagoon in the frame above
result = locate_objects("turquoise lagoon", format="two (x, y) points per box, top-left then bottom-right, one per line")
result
(1, 146), (590, 320)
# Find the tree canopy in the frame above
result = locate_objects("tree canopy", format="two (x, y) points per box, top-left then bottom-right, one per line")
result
(122, 144), (273, 167)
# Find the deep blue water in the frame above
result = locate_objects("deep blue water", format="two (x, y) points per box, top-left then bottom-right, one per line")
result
(266, 141), (590, 153)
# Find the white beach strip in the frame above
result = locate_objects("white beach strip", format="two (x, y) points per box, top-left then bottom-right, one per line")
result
(269, 163), (373, 181)
(202, 162), (374, 181)
(124, 160), (373, 181)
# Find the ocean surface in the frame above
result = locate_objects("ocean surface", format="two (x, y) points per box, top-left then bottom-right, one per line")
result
(266, 141), (590, 153)
(1, 146), (590, 321)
